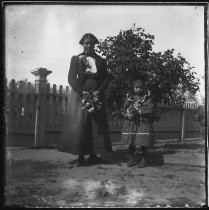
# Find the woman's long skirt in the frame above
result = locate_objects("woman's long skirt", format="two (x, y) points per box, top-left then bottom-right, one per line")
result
(58, 81), (112, 155)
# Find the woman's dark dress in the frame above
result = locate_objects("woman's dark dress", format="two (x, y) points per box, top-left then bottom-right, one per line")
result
(58, 52), (112, 155)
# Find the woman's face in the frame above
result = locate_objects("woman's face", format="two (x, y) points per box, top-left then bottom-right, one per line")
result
(83, 37), (95, 55)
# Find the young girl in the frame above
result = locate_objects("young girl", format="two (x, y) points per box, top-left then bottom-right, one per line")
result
(121, 76), (156, 167)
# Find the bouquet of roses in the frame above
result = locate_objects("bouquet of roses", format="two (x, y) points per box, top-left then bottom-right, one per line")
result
(124, 91), (151, 121)
(123, 91), (160, 123)
(81, 92), (102, 114)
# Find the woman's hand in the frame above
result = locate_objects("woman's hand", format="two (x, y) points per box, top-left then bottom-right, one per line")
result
(82, 91), (91, 100)
(93, 91), (100, 97)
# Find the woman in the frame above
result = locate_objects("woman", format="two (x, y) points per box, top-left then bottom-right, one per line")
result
(58, 33), (112, 165)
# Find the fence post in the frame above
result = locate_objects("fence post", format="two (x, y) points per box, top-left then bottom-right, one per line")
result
(180, 105), (186, 142)
(31, 68), (52, 147)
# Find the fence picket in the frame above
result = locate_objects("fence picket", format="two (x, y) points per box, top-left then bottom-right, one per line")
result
(16, 94), (23, 128)
(58, 96), (63, 127)
(18, 81), (25, 93)
(52, 84), (57, 95)
(48, 94), (53, 128)
(64, 96), (69, 116)
(28, 82), (34, 94)
(59, 85), (63, 95)
(58, 85), (64, 127)
(22, 93), (27, 128)
(66, 86), (70, 96)
(28, 94), (34, 128)
(54, 95), (59, 128)
(51, 84), (57, 128)
(52, 95), (56, 128)
(9, 79), (16, 94)
(46, 83), (51, 94)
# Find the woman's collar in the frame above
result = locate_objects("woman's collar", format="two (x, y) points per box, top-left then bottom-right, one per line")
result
(82, 51), (97, 58)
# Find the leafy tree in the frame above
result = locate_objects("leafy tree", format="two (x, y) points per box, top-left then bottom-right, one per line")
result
(96, 24), (200, 114)
(183, 91), (199, 103)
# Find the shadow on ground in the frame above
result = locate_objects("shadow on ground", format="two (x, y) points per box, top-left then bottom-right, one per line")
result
(4, 144), (206, 208)
(100, 149), (164, 166)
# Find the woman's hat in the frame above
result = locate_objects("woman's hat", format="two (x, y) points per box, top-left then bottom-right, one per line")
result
(79, 33), (99, 45)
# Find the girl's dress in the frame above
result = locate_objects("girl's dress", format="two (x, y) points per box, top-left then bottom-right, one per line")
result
(58, 52), (112, 155)
(121, 94), (155, 147)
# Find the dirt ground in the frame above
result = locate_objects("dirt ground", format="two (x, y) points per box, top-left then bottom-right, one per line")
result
(4, 144), (206, 208)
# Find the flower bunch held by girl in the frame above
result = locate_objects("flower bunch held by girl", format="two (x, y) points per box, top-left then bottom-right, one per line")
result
(123, 90), (151, 124)
(121, 76), (157, 168)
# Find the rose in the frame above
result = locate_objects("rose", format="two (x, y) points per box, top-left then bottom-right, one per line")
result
(88, 107), (95, 113)
(79, 55), (97, 74)
(85, 57), (97, 74)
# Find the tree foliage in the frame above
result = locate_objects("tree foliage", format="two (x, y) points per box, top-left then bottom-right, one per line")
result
(96, 24), (200, 113)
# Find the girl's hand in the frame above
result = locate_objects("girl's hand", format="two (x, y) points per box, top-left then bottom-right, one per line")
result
(125, 114), (133, 120)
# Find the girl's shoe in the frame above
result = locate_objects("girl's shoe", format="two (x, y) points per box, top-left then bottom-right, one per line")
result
(127, 155), (135, 167)
(77, 155), (85, 165)
(138, 157), (147, 168)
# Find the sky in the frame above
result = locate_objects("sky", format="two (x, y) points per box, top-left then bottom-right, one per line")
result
(5, 4), (205, 98)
